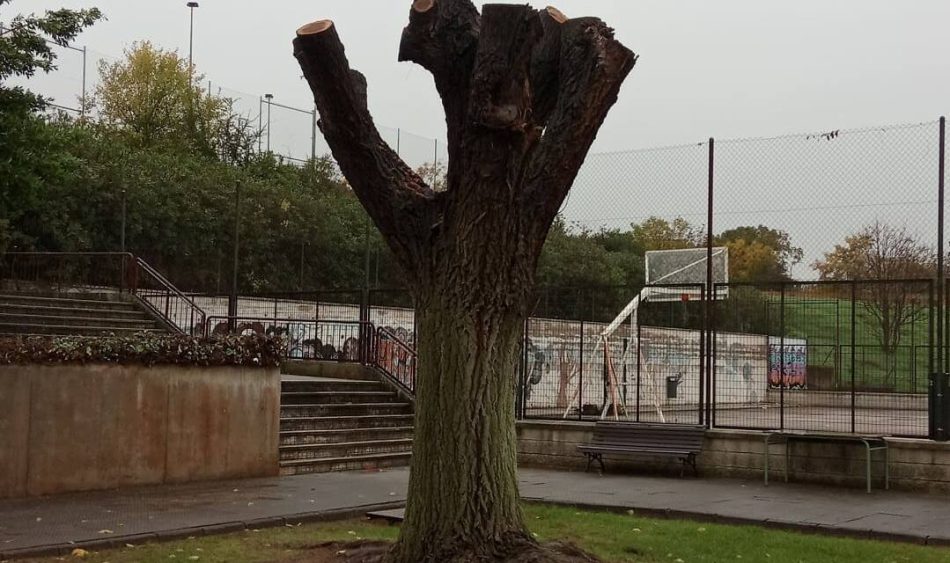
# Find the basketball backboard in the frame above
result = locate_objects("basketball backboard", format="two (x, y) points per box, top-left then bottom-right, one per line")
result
(644, 247), (729, 301)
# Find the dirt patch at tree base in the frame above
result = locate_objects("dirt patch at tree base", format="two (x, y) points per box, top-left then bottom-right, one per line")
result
(286, 540), (605, 562)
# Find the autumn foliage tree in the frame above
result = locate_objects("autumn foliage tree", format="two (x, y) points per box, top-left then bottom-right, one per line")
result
(293, 2), (635, 561)
(717, 225), (803, 282)
(814, 221), (932, 383)
(96, 42), (257, 163)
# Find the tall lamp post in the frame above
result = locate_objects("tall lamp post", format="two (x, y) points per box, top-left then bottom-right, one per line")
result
(264, 93), (274, 152)
(187, 2), (199, 85)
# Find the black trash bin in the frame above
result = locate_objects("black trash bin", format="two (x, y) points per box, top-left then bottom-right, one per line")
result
(666, 374), (682, 399)
(929, 372), (950, 441)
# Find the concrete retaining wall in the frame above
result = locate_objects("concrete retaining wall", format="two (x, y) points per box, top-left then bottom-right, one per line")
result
(517, 420), (950, 493)
(0, 364), (280, 499)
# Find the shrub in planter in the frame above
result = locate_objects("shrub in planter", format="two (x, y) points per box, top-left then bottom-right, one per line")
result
(0, 332), (283, 367)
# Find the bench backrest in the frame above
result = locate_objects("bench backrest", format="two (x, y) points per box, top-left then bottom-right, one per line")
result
(591, 422), (706, 451)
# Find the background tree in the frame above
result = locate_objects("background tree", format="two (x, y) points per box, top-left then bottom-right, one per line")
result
(293, 2), (635, 561)
(814, 221), (932, 383)
(95, 41), (256, 161)
(0, 0), (101, 112)
(0, 1), (101, 252)
(717, 225), (802, 282)
(630, 216), (702, 251)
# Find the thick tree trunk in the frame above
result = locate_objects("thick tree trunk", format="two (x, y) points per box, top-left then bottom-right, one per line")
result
(394, 290), (527, 562)
(292, 4), (636, 561)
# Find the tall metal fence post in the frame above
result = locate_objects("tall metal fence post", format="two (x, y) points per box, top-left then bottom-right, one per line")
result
(780, 283), (786, 431)
(698, 285), (705, 426)
(705, 138), (715, 428)
(359, 288), (371, 365)
(934, 116), (947, 440)
(228, 181), (241, 332)
(851, 280), (858, 433)
(578, 321), (585, 421)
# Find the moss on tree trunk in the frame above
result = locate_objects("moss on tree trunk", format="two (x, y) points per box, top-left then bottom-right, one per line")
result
(393, 297), (527, 562)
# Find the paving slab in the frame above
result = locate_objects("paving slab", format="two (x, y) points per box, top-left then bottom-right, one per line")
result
(3, 468), (950, 559)
(0, 470), (407, 559)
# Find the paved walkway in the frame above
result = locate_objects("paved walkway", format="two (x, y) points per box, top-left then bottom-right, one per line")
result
(2, 468), (949, 558)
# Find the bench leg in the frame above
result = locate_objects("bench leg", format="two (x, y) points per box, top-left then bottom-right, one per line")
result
(885, 446), (890, 490)
(585, 454), (592, 473)
(596, 454), (605, 474)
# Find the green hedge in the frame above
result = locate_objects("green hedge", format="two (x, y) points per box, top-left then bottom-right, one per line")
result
(0, 333), (283, 368)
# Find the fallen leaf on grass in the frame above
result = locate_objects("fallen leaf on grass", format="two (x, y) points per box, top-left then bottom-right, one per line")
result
(70, 548), (89, 558)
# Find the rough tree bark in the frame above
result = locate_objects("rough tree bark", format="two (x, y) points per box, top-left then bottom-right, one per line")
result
(294, 3), (636, 561)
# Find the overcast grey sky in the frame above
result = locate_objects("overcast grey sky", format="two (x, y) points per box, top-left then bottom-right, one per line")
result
(11, 0), (950, 151)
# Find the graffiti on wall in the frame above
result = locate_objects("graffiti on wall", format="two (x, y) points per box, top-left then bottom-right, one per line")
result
(520, 321), (774, 415)
(376, 329), (415, 388)
(714, 334), (768, 405)
(201, 319), (362, 361)
(767, 337), (807, 389)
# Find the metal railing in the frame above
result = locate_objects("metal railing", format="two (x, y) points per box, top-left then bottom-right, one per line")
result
(374, 326), (416, 394)
(0, 252), (206, 336)
(1, 252), (136, 294)
(132, 257), (206, 335)
(204, 315), (372, 362)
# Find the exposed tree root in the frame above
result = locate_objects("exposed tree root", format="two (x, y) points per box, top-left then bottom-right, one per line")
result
(290, 539), (604, 563)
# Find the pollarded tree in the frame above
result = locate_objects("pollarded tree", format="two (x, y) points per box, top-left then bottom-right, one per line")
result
(293, 3), (636, 561)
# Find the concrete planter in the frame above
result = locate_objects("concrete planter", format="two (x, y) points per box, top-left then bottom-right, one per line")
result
(0, 363), (280, 498)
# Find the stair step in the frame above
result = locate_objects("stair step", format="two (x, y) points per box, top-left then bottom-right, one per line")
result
(0, 313), (158, 329)
(280, 403), (412, 418)
(278, 451), (411, 475)
(279, 426), (414, 446)
(0, 303), (149, 318)
(0, 294), (136, 310)
(280, 414), (415, 431)
(280, 379), (385, 393)
(0, 322), (163, 336)
(280, 391), (399, 404)
(279, 438), (413, 461)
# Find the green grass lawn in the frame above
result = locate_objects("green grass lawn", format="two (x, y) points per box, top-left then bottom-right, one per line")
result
(17, 504), (950, 563)
(768, 295), (931, 393)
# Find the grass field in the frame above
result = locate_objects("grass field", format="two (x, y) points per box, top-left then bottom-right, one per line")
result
(18, 504), (950, 563)
(767, 295), (931, 393)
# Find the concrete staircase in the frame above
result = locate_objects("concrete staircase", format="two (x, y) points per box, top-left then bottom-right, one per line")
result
(0, 293), (166, 337)
(279, 376), (414, 475)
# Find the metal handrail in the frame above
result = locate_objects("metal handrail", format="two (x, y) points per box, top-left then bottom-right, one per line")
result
(374, 326), (417, 394)
(134, 257), (205, 313)
(133, 257), (207, 335)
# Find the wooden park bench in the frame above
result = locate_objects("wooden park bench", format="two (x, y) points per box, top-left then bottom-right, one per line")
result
(577, 422), (706, 476)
